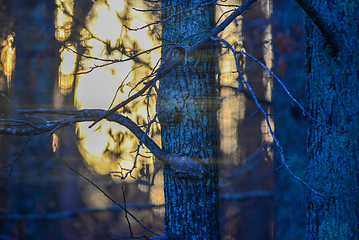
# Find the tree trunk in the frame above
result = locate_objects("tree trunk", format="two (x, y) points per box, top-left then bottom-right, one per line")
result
(3, 1), (61, 239)
(306, 1), (359, 239)
(272, 1), (306, 240)
(157, 1), (219, 239)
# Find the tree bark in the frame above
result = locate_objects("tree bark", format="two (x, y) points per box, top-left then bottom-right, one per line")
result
(157, 1), (219, 239)
(306, 1), (359, 239)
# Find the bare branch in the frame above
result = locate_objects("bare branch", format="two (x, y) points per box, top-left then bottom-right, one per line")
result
(122, 187), (133, 237)
(0, 109), (208, 179)
(49, 153), (159, 236)
(127, 0), (217, 31)
(88, 0), (258, 128)
(211, 36), (329, 197)
(7, 132), (35, 176)
(238, 50), (346, 133)
(294, 0), (341, 55)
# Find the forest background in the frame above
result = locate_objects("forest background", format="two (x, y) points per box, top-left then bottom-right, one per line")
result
(0, 0), (358, 239)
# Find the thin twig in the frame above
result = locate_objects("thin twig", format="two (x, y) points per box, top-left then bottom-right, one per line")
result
(48, 152), (159, 236)
(238, 50), (346, 133)
(88, 0), (258, 128)
(211, 36), (328, 197)
(109, 65), (142, 110)
(122, 187), (133, 237)
(8, 132), (35, 176)
(126, 0), (217, 31)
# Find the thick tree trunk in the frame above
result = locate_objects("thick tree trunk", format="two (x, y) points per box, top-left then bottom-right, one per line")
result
(157, 1), (219, 239)
(272, 1), (306, 240)
(306, 1), (359, 239)
(2, 1), (61, 239)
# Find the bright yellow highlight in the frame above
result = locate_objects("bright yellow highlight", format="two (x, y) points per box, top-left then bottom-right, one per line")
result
(71, 0), (160, 180)
(0, 34), (15, 91)
(58, 45), (77, 94)
(86, 2), (123, 46)
(55, 0), (74, 42)
(52, 133), (59, 152)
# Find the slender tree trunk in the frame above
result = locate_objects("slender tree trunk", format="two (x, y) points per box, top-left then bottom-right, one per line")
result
(157, 1), (219, 239)
(272, 1), (306, 240)
(306, 1), (359, 239)
(239, 3), (272, 239)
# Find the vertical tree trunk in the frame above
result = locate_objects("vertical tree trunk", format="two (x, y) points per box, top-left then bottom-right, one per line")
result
(239, 3), (272, 239)
(272, 1), (306, 240)
(157, 1), (219, 239)
(3, 1), (61, 239)
(306, 1), (359, 239)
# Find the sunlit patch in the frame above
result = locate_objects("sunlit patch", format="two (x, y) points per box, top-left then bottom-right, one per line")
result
(0, 33), (15, 91)
(150, 169), (165, 216)
(263, 24), (273, 102)
(55, 0), (74, 42)
(75, 68), (121, 109)
(107, 0), (125, 13)
(82, 128), (108, 158)
(261, 117), (274, 146)
(86, 2), (123, 46)
(52, 133), (59, 152)
(58, 45), (76, 94)
(127, 19), (154, 50)
(57, 2), (161, 211)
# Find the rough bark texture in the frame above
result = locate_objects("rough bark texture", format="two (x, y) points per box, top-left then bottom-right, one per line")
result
(306, 1), (359, 239)
(272, 1), (306, 240)
(157, 1), (219, 239)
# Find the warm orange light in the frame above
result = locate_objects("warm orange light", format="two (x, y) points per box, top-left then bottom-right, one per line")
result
(71, 0), (160, 180)
(0, 34), (15, 91)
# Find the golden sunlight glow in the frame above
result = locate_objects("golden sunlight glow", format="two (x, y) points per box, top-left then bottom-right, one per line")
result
(55, 0), (74, 42)
(217, 0), (244, 157)
(58, 46), (77, 94)
(86, 1), (124, 46)
(75, 68), (121, 109)
(150, 169), (165, 216)
(52, 133), (59, 152)
(0, 34), (15, 91)
(68, 0), (159, 182)
(72, 0), (160, 180)
(219, 88), (246, 157)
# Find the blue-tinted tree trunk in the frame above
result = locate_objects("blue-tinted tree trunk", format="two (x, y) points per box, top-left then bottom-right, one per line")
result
(2, 1), (61, 239)
(272, 2), (306, 240)
(306, 1), (359, 239)
(157, 1), (219, 239)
